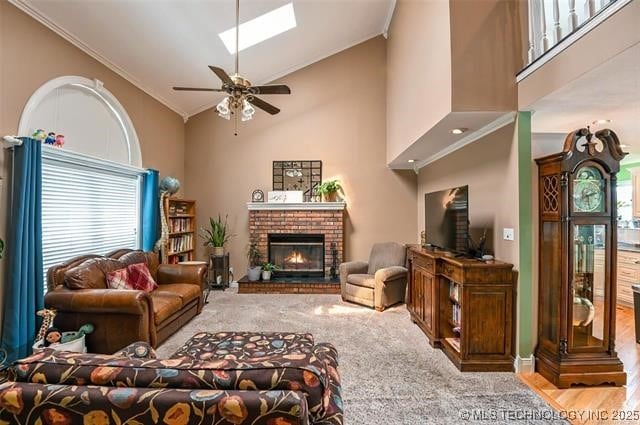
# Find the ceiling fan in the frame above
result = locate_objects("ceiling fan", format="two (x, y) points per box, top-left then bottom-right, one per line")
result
(173, 0), (291, 134)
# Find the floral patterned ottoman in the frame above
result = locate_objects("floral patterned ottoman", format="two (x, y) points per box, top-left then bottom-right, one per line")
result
(172, 332), (343, 425)
(0, 334), (343, 425)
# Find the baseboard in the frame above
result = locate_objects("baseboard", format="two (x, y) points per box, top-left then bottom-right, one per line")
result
(514, 354), (535, 373)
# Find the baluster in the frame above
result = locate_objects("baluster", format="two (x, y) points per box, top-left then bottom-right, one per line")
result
(527, 0), (536, 63)
(568, 0), (579, 31)
(540, 0), (550, 52)
(584, 0), (596, 19)
(552, 0), (562, 43)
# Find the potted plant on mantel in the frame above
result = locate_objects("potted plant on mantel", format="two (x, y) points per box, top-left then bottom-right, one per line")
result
(200, 214), (233, 256)
(316, 180), (343, 202)
(261, 262), (278, 281)
(246, 242), (262, 282)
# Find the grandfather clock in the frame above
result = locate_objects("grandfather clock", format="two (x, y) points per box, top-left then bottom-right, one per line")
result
(535, 128), (627, 388)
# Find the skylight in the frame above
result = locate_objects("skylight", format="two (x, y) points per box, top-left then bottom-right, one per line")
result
(219, 2), (297, 54)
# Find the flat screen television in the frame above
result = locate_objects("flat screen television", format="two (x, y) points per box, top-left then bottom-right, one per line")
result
(424, 185), (469, 253)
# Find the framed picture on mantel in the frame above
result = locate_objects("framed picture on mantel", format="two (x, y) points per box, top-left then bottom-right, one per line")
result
(273, 160), (322, 202)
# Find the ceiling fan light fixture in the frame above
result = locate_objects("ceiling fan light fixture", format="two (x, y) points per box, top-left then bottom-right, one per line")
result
(241, 98), (255, 121)
(217, 97), (231, 119)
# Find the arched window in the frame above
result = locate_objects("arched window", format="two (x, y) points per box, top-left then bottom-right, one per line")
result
(18, 76), (141, 167)
(19, 77), (145, 292)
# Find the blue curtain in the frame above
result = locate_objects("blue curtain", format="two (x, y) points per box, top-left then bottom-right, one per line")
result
(1, 137), (43, 366)
(141, 169), (160, 251)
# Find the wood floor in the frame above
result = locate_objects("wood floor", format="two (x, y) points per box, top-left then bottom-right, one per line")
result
(519, 304), (639, 424)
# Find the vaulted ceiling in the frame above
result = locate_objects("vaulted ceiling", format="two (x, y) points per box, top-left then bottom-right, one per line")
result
(13, 0), (395, 119)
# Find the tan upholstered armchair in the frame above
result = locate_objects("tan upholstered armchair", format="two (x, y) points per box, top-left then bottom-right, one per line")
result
(339, 242), (407, 311)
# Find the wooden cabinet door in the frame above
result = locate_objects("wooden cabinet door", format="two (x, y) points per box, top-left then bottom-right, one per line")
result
(463, 284), (513, 361)
(410, 268), (421, 317)
(421, 272), (435, 334)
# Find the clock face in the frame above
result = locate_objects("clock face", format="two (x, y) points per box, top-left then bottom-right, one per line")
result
(573, 166), (605, 213)
(251, 189), (264, 202)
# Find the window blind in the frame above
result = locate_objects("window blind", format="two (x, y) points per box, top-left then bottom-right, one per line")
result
(41, 148), (143, 292)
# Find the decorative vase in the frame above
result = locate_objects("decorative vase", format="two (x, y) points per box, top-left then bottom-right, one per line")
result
(247, 266), (261, 282)
(262, 270), (272, 281)
(213, 246), (224, 256)
(323, 192), (338, 202)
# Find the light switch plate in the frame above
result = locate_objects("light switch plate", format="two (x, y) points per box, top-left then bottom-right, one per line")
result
(503, 228), (515, 241)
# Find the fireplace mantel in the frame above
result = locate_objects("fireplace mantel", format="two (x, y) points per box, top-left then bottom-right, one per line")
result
(247, 202), (346, 211)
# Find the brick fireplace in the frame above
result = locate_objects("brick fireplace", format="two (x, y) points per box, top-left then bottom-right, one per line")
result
(247, 202), (346, 281)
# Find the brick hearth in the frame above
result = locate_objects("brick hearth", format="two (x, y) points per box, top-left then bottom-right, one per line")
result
(247, 202), (346, 277)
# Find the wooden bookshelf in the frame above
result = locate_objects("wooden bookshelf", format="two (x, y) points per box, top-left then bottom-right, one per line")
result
(164, 197), (196, 264)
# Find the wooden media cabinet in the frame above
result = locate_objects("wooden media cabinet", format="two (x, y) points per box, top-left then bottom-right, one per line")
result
(407, 245), (515, 372)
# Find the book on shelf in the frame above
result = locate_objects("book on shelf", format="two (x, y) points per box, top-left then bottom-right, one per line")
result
(168, 253), (190, 264)
(170, 218), (191, 233)
(452, 304), (461, 327)
(169, 234), (193, 254)
(449, 281), (460, 303)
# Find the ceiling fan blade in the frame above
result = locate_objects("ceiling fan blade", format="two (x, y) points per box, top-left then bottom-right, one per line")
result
(208, 66), (234, 86)
(248, 96), (280, 115)
(173, 86), (224, 92)
(250, 84), (291, 95)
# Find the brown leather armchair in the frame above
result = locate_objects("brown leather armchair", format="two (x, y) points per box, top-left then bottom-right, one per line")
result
(45, 249), (206, 354)
(339, 242), (408, 311)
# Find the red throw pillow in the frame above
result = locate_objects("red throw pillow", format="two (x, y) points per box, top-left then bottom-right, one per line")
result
(106, 267), (132, 290)
(127, 263), (158, 293)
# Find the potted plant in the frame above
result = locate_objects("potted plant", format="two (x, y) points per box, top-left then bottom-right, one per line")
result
(261, 262), (278, 281)
(200, 214), (232, 256)
(316, 180), (343, 202)
(246, 242), (262, 282)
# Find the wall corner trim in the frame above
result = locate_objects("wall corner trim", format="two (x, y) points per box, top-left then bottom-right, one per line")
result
(416, 111), (517, 169)
(514, 355), (535, 373)
(382, 0), (397, 39)
(8, 0), (188, 118)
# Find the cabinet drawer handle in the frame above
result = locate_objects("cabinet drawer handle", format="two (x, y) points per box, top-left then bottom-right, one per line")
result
(634, 260), (640, 264)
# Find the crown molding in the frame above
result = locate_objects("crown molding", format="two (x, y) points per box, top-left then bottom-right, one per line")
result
(9, 0), (189, 120)
(186, 30), (385, 118)
(415, 112), (517, 170)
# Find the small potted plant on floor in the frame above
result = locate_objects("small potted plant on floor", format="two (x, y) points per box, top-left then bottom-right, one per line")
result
(246, 242), (262, 282)
(261, 262), (278, 281)
(316, 180), (343, 202)
(200, 214), (232, 256)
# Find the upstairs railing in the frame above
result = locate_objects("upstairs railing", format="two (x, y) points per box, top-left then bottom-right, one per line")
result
(520, 0), (630, 80)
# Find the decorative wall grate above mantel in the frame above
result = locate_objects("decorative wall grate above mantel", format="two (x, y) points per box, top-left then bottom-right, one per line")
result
(247, 202), (346, 211)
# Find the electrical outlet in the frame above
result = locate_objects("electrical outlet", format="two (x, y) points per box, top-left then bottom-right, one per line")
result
(503, 228), (515, 241)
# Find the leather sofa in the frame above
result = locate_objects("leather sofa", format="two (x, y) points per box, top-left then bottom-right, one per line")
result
(1, 333), (343, 424)
(339, 242), (408, 311)
(44, 249), (206, 354)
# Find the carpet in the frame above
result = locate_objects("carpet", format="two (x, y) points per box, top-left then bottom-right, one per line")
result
(156, 289), (566, 424)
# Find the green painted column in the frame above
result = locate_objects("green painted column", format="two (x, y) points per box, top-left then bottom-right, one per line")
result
(517, 111), (534, 358)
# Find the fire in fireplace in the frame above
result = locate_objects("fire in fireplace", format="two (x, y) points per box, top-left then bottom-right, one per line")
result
(268, 234), (324, 278)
